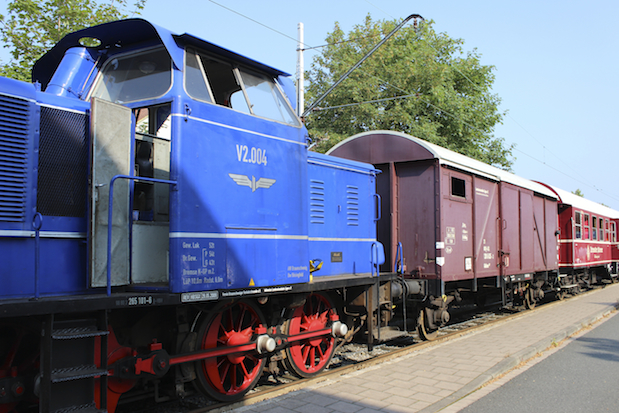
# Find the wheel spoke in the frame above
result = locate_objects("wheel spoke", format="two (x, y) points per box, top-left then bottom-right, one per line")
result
(309, 347), (316, 368)
(284, 293), (337, 378)
(237, 306), (247, 331)
(194, 301), (267, 401)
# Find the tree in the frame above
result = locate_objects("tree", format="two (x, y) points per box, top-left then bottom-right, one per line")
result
(0, 0), (146, 82)
(572, 189), (584, 197)
(305, 15), (512, 169)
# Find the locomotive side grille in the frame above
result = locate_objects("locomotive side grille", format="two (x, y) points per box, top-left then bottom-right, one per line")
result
(310, 179), (325, 224)
(346, 185), (359, 226)
(0, 94), (30, 222)
(37, 107), (88, 217)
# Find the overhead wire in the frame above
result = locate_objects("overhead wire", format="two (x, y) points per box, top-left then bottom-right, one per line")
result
(207, 1), (618, 204)
(357, 2), (617, 201)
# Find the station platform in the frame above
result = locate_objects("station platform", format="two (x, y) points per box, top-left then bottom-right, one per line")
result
(234, 283), (619, 413)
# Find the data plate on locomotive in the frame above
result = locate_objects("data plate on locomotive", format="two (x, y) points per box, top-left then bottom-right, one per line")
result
(181, 290), (219, 302)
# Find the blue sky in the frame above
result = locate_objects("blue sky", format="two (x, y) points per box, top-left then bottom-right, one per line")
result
(2, 0), (619, 208)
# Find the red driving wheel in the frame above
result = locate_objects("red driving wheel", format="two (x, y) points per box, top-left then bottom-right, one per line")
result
(284, 293), (336, 377)
(194, 300), (267, 401)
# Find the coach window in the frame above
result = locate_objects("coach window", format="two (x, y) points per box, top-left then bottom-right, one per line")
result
(592, 216), (597, 240)
(612, 222), (617, 242)
(606, 220), (610, 241)
(600, 218), (605, 241)
(575, 212), (582, 239)
(583, 213), (590, 239)
(451, 177), (466, 198)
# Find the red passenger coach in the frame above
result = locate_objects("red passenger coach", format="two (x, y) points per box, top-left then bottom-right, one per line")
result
(329, 131), (561, 337)
(538, 184), (619, 291)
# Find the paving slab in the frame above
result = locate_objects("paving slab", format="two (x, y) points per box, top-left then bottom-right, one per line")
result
(234, 283), (619, 413)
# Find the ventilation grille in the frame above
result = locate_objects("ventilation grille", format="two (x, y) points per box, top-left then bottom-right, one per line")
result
(310, 179), (325, 224)
(37, 107), (88, 217)
(0, 94), (30, 222)
(346, 185), (359, 226)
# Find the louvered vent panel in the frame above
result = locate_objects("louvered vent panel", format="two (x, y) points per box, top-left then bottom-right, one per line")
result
(346, 185), (359, 226)
(310, 179), (325, 224)
(37, 107), (88, 217)
(0, 94), (30, 222)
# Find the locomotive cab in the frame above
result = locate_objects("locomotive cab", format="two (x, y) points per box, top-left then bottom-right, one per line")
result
(2, 19), (309, 300)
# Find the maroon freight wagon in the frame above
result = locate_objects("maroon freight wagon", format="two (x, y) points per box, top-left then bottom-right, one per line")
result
(538, 184), (619, 294)
(328, 131), (560, 338)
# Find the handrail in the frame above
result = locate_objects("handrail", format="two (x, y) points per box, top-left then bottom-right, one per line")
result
(394, 241), (403, 274)
(33, 212), (43, 299)
(106, 175), (177, 296)
(374, 193), (382, 222)
(371, 242), (379, 278)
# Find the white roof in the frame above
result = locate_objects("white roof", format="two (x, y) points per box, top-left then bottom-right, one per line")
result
(329, 131), (557, 199)
(545, 185), (619, 219)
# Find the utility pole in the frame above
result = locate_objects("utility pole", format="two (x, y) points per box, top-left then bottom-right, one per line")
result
(296, 22), (304, 117)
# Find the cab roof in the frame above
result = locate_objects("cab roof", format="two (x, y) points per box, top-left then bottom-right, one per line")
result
(33, 18), (289, 90)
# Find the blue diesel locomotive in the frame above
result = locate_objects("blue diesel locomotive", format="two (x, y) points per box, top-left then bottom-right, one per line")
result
(0, 19), (390, 411)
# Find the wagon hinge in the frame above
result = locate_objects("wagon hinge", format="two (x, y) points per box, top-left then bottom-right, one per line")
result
(423, 251), (435, 264)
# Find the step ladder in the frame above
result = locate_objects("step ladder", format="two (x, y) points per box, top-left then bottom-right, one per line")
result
(40, 312), (109, 413)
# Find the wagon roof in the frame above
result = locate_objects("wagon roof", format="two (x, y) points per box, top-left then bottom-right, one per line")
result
(327, 130), (557, 199)
(538, 183), (619, 218)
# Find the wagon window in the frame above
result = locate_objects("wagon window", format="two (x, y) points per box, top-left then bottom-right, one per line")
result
(612, 222), (617, 242)
(575, 212), (581, 239)
(583, 213), (590, 240)
(451, 177), (466, 198)
(600, 219), (605, 241)
(592, 216), (597, 240)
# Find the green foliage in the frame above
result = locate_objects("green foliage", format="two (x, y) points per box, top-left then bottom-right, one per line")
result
(0, 0), (146, 82)
(305, 15), (513, 169)
(572, 188), (584, 197)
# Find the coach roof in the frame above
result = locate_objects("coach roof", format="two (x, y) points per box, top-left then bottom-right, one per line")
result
(539, 184), (619, 218)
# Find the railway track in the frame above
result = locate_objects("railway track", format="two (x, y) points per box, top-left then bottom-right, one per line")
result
(116, 287), (606, 413)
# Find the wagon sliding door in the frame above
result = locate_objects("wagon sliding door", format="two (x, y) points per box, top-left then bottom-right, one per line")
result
(472, 176), (499, 279)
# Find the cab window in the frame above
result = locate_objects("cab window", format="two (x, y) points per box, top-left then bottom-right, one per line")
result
(184, 48), (299, 126)
(91, 47), (172, 104)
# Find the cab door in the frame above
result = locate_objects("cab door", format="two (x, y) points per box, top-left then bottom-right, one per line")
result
(131, 104), (171, 284)
(89, 98), (132, 287)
